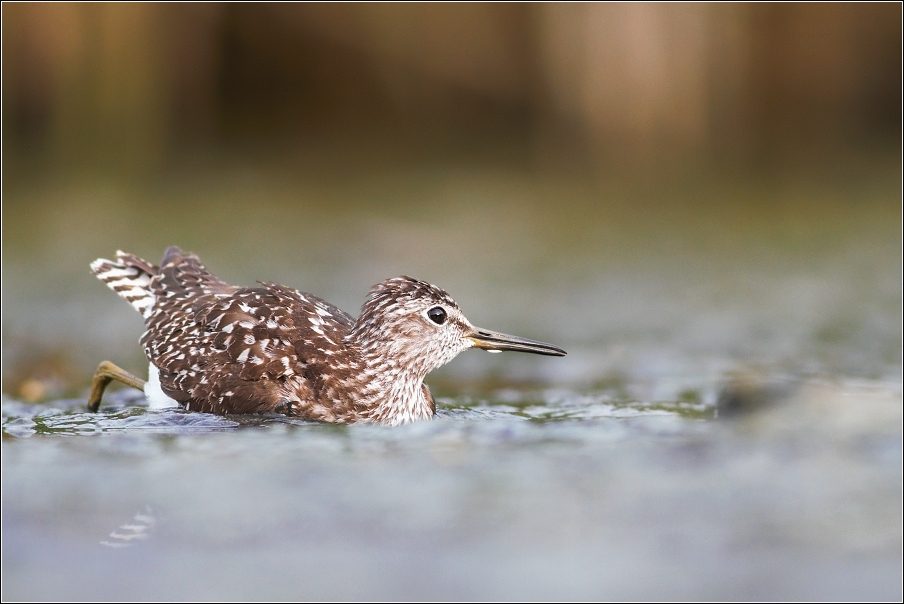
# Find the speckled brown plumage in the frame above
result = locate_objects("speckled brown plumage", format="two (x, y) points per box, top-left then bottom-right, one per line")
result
(91, 246), (565, 425)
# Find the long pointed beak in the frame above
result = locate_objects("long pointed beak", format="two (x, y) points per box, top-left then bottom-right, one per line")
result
(467, 327), (567, 357)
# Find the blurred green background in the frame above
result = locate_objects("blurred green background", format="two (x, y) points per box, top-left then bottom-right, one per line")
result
(2, 3), (901, 401)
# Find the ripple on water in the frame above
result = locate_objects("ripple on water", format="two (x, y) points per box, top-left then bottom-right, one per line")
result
(1, 379), (899, 601)
(2, 383), (714, 439)
(2, 391), (240, 437)
(437, 384), (714, 423)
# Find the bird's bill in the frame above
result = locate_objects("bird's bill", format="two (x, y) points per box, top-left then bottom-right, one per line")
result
(467, 327), (567, 357)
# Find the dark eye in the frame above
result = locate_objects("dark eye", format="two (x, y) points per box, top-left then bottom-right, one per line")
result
(427, 306), (447, 325)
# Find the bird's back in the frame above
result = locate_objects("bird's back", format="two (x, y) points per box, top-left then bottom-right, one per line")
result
(94, 246), (361, 417)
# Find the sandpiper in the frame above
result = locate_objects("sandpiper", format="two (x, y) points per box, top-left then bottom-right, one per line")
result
(88, 247), (566, 425)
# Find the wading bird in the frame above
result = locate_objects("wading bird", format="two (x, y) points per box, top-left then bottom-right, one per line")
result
(88, 247), (565, 425)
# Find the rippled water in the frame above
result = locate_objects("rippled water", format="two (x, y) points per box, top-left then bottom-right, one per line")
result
(2, 167), (901, 599)
(1, 381), (712, 437)
(3, 377), (901, 600)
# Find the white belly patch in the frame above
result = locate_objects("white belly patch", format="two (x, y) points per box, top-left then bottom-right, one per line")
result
(144, 364), (179, 409)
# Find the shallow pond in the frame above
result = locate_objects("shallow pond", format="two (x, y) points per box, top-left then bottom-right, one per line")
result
(3, 378), (901, 600)
(2, 166), (901, 599)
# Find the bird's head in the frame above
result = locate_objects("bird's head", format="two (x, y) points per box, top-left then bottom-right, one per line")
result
(350, 276), (566, 377)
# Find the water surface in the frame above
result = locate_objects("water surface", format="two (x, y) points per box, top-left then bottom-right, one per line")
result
(2, 166), (901, 599)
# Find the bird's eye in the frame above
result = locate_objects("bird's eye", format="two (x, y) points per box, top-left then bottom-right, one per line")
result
(427, 306), (447, 325)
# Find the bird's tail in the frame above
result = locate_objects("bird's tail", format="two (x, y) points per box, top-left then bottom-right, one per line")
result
(90, 251), (159, 318)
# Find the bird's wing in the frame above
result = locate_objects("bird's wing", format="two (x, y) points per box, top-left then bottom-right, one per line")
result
(142, 248), (358, 415)
(154, 246), (236, 298)
(144, 278), (356, 415)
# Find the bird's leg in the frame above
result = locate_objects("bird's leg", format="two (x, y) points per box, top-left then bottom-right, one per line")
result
(87, 361), (146, 412)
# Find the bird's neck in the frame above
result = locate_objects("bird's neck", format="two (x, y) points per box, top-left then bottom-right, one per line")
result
(353, 340), (435, 426)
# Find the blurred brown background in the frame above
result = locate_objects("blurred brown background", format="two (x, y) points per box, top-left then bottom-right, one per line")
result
(2, 3), (901, 401)
(3, 2), (900, 180)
